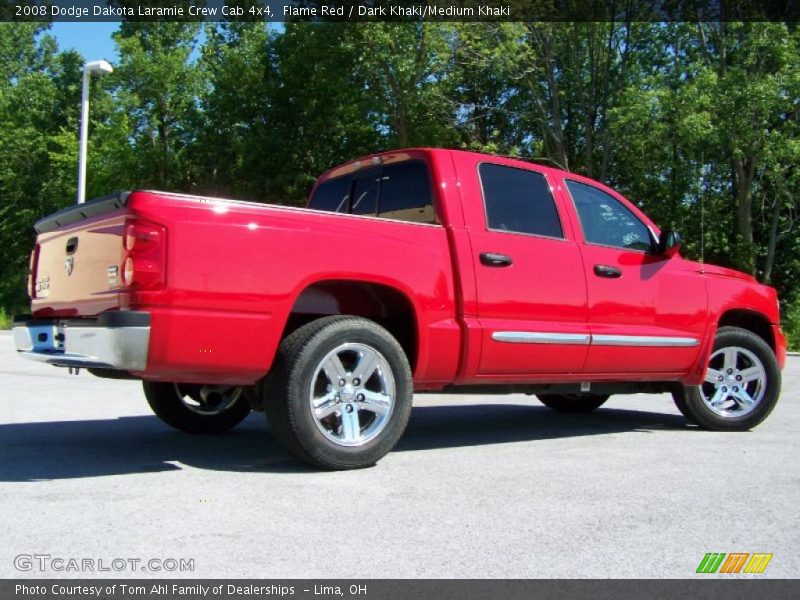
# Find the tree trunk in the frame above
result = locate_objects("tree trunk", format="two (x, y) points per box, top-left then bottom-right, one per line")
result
(732, 156), (757, 274)
(545, 56), (568, 170)
(383, 65), (410, 147)
(528, 25), (569, 170)
(395, 104), (411, 147)
(763, 191), (782, 284)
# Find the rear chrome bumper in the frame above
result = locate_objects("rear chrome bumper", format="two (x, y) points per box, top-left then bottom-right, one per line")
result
(12, 311), (150, 371)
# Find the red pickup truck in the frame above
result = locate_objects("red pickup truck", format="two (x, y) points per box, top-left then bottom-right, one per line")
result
(14, 149), (785, 469)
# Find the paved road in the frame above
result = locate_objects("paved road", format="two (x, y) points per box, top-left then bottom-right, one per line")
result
(1, 332), (797, 579)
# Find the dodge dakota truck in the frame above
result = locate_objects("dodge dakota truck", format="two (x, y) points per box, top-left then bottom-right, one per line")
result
(13, 149), (786, 469)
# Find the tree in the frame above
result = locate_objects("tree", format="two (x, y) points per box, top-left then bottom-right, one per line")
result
(268, 22), (383, 202)
(110, 22), (203, 190)
(0, 24), (83, 311)
(694, 22), (799, 275)
(192, 22), (277, 199)
(449, 24), (527, 154)
(352, 23), (456, 148)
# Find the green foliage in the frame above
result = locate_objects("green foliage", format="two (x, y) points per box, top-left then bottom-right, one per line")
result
(0, 307), (12, 330)
(0, 22), (798, 329)
(110, 22), (203, 190)
(782, 300), (800, 352)
(352, 23), (457, 148)
(0, 24), (83, 312)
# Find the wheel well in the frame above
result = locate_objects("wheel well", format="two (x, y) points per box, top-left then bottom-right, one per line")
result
(718, 310), (774, 351)
(283, 281), (418, 370)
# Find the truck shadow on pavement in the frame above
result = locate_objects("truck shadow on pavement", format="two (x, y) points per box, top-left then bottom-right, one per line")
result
(0, 404), (689, 481)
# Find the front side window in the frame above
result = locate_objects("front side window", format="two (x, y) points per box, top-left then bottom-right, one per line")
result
(566, 180), (654, 252)
(479, 163), (563, 238)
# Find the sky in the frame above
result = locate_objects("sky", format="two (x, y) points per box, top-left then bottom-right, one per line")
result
(50, 22), (120, 62)
(48, 22), (283, 65)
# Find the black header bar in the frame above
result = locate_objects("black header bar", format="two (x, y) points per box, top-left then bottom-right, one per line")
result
(3, 0), (800, 22)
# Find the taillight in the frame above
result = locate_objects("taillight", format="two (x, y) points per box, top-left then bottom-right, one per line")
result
(124, 223), (137, 251)
(122, 219), (166, 290)
(27, 244), (39, 299)
(122, 256), (135, 286)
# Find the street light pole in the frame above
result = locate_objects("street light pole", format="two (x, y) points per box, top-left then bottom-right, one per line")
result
(77, 60), (113, 204)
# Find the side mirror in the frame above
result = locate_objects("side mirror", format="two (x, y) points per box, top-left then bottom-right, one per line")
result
(658, 230), (682, 257)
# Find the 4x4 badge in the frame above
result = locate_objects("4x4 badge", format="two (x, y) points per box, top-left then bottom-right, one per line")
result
(64, 256), (74, 276)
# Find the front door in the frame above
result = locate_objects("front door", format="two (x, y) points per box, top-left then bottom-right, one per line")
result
(562, 178), (707, 375)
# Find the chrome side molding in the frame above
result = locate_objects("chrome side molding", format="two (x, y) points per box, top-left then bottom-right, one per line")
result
(491, 332), (591, 345)
(492, 331), (699, 348)
(591, 334), (700, 347)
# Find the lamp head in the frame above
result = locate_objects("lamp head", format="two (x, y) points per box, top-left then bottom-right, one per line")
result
(84, 60), (113, 75)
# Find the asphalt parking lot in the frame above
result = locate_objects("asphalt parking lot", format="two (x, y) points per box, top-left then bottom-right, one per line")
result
(1, 331), (797, 579)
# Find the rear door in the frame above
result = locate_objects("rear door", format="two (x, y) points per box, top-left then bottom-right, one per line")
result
(463, 162), (589, 376)
(561, 178), (706, 374)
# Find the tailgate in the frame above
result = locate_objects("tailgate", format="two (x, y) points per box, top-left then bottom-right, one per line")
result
(31, 193), (129, 317)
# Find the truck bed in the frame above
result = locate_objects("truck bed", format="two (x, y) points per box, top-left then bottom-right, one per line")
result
(24, 189), (461, 386)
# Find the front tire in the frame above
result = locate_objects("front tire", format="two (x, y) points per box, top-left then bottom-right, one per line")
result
(537, 393), (610, 413)
(143, 382), (251, 434)
(264, 316), (413, 470)
(672, 326), (781, 431)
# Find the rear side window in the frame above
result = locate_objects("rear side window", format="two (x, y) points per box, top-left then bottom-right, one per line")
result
(479, 163), (563, 238)
(378, 162), (435, 224)
(566, 180), (654, 252)
(309, 177), (350, 213)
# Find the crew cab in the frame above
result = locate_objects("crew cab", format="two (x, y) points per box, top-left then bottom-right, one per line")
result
(13, 149), (786, 469)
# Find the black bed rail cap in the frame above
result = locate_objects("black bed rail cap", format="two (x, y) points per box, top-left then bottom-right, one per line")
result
(34, 191), (131, 234)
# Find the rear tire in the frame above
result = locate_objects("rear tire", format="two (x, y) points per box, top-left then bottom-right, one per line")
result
(143, 381), (251, 434)
(672, 326), (781, 431)
(536, 393), (610, 413)
(264, 316), (413, 470)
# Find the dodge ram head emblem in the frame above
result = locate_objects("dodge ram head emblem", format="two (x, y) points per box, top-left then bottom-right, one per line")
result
(64, 256), (74, 276)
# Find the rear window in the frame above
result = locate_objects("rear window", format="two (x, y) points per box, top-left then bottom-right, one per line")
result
(378, 162), (435, 224)
(307, 160), (436, 225)
(479, 163), (563, 238)
(308, 177), (350, 213)
(352, 172), (379, 216)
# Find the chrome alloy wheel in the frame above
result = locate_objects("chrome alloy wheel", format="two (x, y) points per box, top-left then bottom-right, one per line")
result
(309, 342), (396, 447)
(701, 345), (767, 418)
(173, 384), (243, 416)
